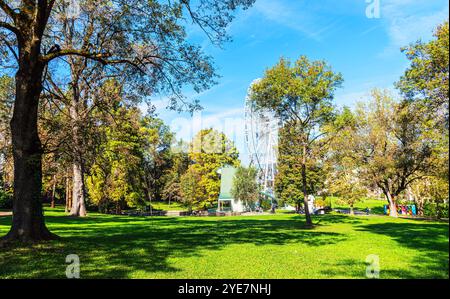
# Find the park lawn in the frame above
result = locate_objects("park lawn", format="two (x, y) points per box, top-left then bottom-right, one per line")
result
(329, 197), (387, 214)
(149, 201), (187, 211)
(0, 208), (448, 279)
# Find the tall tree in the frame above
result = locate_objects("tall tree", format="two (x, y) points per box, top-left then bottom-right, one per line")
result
(140, 117), (174, 204)
(86, 97), (147, 213)
(250, 56), (343, 227)
(353, 90), (435, 217)
(231, 166), (259, 209)
(275, 121), (327, 212)
(180, 166), (202, 213)
(396, 20), (449, 208)
(161, 140), (190, 205)
(0, 0), (255, 242)
(327, 158), (367, 216)
(396, 21), (449, 126)
(326, 107), (368, 215)
(187, 128), (239, 209)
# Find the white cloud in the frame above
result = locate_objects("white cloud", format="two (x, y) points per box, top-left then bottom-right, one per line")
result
(379, 0), (449, 56)
(164, 106), (250, 164)
(251, 0), (342, 42)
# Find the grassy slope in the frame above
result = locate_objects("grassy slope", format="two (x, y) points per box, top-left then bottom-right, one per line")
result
(149, 201), (187, 211)
(329, 197), (387, 214)
(0, 208), (448, 279)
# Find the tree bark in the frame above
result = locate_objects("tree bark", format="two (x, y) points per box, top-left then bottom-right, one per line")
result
(68, 86), (87, 217)
(65, 176), (70, 213)
(301, 143), (313, 227)
(69, 161), (87, 217)
(386, 191), (398, 217)
(1, 50), (57, 242)
(50, 175), (56, 208)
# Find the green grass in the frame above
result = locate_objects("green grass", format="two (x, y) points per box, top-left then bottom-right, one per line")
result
(329, 197), (387, 214)
(149, 201), (187, 211)
(0, 208), (448, 279)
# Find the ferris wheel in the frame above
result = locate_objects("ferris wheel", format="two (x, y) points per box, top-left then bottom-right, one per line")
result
(244, 79), (280, 191)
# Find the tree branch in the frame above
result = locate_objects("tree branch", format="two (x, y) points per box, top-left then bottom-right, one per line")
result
(42, 49), (149, 75)
(0, 33), (18, 61)
(0, 21), (19, 36)
(42, 49), (113, 63)
(0, 0), (16, 18)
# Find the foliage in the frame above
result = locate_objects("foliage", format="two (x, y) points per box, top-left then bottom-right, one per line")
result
(0, 187), (12, 209)
(186, 129), (240, 209)
(410, 176), (449, 218)
(231, 166), (259, 207)
(350, 90), (436, 216)
(250, 56), (343, 124)
(326, 107), (367, 214)
(180, 167), (203, 212)
(139, 117), (174, 202)
(0, 0), (256, 240)
(423, 202), (449, 219)
(328, 165), (367, 215)
(0, 75), (13, 190)
(0, 75), (13, 155)
(275, 121), (327, 208)
(250, 55), (343, 225)
(161, 141), (190, 203)
(85, 99), (147, 213)
(396, 21), (449, 125)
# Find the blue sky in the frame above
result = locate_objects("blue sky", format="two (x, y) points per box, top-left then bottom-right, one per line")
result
(151, 0), (449, 164)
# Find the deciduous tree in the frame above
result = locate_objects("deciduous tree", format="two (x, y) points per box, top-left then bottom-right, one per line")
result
(187, 129), (239, 209)
(250, 56), (343, 226)
(353, 90), (435, 217)
(231, 166), (259, 209)
(0, 0), (255, 242)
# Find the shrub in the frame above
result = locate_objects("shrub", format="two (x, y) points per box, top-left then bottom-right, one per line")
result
(0, 188), (13, 209)
(423, 202), (449, 219)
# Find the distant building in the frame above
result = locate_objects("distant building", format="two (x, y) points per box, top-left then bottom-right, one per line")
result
(217, 166), (246, 213)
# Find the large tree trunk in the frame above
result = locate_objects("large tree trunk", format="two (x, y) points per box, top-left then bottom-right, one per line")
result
(301, 143), (313, 227)
(1, 56), (57, 243)
(386, 191), (398, 217)
(68, 87), (87, 217)
(69, 161), (87, 217)
(349, 205), (354, 216)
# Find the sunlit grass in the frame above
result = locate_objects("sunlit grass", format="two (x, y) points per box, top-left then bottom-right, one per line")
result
(148, 201), (187, 211)
(329, 197), (387, 214)
(0, 208), (448, 279)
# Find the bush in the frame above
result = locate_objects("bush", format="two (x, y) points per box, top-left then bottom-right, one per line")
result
(0, 188), (13, 209)
(423, 202), (449, 219)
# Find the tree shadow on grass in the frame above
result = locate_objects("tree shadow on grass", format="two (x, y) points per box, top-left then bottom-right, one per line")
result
(314, 214), (369, 226)
(356, 222), (449, 279)
(318, 258), (368, 278)
(0, 215), (348, 278)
